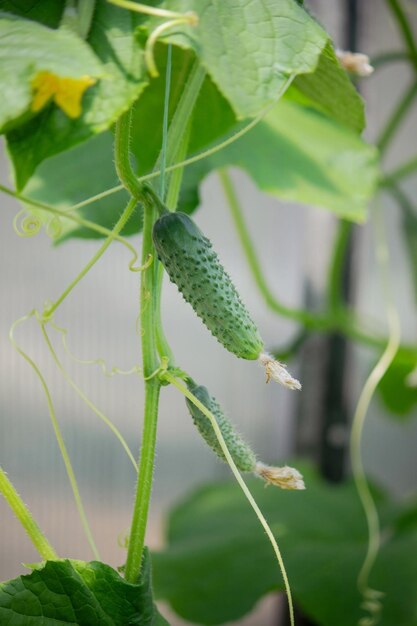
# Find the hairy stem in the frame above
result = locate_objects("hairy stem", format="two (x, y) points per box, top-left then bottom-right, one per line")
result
(114, 111), (142, 198)
(124, 196), (161, 582)
(0, 467), (57, 561)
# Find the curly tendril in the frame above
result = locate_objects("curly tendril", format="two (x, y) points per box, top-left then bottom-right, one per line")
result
(359, 588), (385, 626)
(145, 15), (198, 77)
(107, 0), (198, 77)
(13, 210), (42, 238)
(9, 310), (100, 559)
(50, 319), (143, 378)
(350, 201), (401, 626)
(46, 216), (63, 239)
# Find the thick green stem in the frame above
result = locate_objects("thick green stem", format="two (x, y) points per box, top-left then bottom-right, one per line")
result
(114, 110), (142, 199)
(120, 54), (205, 582)
(0, 467), (57, 561)
(124, 198), (161, 582)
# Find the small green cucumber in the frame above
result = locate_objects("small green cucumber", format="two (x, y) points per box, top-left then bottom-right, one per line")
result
(152, 212), (263, 359)
(185, 382), (256, 472)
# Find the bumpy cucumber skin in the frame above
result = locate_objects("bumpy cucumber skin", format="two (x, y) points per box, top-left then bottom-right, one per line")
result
(153, 212), (263, 360)
(186, 384), (256, 472)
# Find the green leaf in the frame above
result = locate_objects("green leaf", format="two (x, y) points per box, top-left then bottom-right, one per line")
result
(6, 1), (148, 190)
(152, 462), (416, 626)
(130, 45), (236, 178)
(0, 13), (103, 134)
(22, 46), (237, 241)
(378, 350), (417, 417)
(0, 552), (169, 625)
(180, 98), (379, 222)
(160, 0), (328, 118)
(0, 0), (64, 27)
(289, 41), (366, 133)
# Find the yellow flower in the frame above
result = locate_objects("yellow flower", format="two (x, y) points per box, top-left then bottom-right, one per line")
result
(31, 71), (96, 119)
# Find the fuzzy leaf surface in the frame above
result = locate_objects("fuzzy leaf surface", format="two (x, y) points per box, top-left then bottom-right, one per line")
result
(180, 99), (379, 222)
(22, 46), (236, 241)
(0, 554), (169, 625)
(5, 1), (148, 190)
(158, 0), (328, 118)
(0, 13), (103, 134)
(289, 41), (366, 132)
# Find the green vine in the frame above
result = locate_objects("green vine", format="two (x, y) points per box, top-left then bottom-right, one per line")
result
(0, 467), (57, 561)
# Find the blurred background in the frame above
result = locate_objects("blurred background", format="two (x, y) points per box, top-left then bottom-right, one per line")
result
(1, 1), (417, 624)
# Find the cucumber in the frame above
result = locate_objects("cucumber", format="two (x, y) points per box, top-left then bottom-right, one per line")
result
(153, 211), (263, 360)
(185, 380), (305, 489)
(185, 382), (256, 472)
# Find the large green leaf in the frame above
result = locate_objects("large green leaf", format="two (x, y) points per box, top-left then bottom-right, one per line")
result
(153, 463), (417, 626)
(22, 46), (237, 241)
(158, 0), (328, 118)
(0, 13), (104, 133)
(0, 553), (169, 625)
(24, 92), (377, 242)
(179, 98), (379, 222)
(289, 41), (366, 133)
(6, 1), (148, 190)
(0, 0), (64, 27)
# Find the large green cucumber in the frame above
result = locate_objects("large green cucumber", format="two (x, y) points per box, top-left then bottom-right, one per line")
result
(153, 212), (264, 359)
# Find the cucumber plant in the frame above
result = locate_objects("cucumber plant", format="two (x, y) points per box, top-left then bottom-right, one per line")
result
(0, 1), (416, 626)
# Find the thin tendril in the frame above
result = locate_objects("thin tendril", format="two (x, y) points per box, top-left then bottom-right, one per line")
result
(13, 209), (42, 238)
(49, 320), (142, 378)
(65, 77), (294, 213)
(163, 371), (295, 626)
(350, 200), (401, 626)
(159, 44), (172, 199)
(40, 321), (138, 472)
(2, 184), (140, 268)
(145, 19), (195, 78)
(9, 312), (100, 560)
(107, 0), (194, 20)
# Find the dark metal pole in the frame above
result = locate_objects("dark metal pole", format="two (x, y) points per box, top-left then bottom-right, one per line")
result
(280, 0), (360, 622)
(319, 0), (359, 483)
